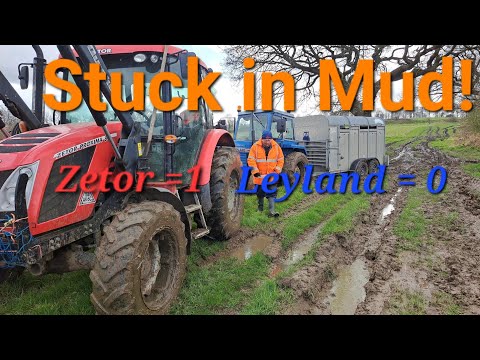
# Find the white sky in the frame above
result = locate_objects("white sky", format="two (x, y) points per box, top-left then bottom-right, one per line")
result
(0, 45), (407, 120)
(0, 45), (246, 123)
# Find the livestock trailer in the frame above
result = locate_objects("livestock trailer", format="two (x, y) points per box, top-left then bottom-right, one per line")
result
(294, 115), (389, 176)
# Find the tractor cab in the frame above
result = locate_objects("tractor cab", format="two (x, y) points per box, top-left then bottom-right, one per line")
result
(233, 109), (303, 165)
(59, 45), (213, 183)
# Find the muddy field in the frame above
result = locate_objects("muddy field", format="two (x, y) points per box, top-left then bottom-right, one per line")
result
(199, 127), (480, 315)
(2, 121), (479, 315)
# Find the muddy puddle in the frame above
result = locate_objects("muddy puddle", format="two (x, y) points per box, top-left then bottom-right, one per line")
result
(324, 258), (370, 315)
(392, 147), (407, 162)
(269, 223), (324, 277)
(230, 235), (274, 261)
(380, 188), (402, 222)
(284, 223), (323, 267)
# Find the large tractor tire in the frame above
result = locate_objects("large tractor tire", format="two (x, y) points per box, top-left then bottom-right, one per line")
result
(206, 147), (245, 240)
(283, 152), (309, 185)
(0, 267), (24, 284)
(90, 201), (187, 315)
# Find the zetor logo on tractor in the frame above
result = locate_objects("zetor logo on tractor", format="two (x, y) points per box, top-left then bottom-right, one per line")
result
(0, 45), (245, 314)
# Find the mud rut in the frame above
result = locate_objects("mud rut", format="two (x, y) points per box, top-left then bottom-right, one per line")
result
(197, 127), (480, 314)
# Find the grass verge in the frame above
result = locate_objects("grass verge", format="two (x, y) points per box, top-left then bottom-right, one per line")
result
(0, 271), (93, 315)
(170, 253), (270, 315)
(393, 187), (428, 251)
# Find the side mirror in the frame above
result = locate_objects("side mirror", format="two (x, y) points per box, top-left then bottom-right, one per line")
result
(276, 118), (286, 133)
(179, 51), (197, 80)
(19, 65), (29, 90)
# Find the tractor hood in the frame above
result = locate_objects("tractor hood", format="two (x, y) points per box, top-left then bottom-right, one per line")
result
(0, 123), (122, 170)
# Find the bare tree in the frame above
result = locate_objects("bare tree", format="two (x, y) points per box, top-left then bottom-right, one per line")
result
(223, 45), (480, 116)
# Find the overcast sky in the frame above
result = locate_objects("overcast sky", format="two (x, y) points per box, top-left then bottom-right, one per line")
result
(0, 45), (246, 122)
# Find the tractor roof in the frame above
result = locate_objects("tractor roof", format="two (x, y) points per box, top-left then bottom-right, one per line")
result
(67, 45), (209, 68)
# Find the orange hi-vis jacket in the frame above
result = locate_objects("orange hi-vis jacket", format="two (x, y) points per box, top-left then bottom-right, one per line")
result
(247, 139), (285, 185)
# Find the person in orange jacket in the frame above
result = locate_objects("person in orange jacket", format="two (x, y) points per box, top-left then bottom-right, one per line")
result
(247, 130), (285, 217)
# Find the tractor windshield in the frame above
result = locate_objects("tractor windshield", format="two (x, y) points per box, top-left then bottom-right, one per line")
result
(62, 50), (208, 184)
(235, 112), (268, 142)
(64, 53), (188, 137)
(235, 113), (252, 141)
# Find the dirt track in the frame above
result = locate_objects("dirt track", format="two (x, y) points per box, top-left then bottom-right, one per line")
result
(207, 127), (480, 314)
(277, 135), (480, 314)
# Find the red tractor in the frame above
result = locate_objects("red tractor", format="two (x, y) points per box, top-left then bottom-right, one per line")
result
(0, 45), (245, 314)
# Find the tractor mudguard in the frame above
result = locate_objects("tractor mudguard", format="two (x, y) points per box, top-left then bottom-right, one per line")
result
(196, 129), (235, 186)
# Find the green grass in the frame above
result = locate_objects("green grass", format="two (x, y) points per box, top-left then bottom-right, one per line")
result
(393, 187), (428, 251)
(431, 211), (462, 234)
(388, 289), (427, 315)
(464, 108), (480, 133)
(0, 271), (93, 315)
(281, 193), (350, 249)
(430, 138), (480, 179)
(319, 193), (370, 236)
(170, 253), (270, 315)
(430, 137), (480, 162)
(187, 237), (227, 266)
(432, 291), (462, 315)
(240, 279), (293, 315)
(241, 187), (307, 228)
(463, 163), (480, 178)
(386, 118), (458, 143)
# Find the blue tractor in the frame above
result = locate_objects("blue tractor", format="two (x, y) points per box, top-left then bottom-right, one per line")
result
(233, 110), (309, 184)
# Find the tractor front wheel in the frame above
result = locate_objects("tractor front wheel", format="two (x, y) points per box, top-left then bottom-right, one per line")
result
(283, 152), (309, 185)
(90, 201), (187, 315)
(206, 147), (245, 240)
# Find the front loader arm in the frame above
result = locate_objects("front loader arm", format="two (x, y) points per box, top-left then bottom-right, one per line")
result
(0, 70), (42, 131)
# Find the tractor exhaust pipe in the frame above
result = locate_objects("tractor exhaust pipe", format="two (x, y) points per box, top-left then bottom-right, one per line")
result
(31, 45), (46, 125)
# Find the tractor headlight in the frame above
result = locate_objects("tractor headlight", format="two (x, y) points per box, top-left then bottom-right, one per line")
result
(0, 161), (40, 212)
(134, 53), (147, 63)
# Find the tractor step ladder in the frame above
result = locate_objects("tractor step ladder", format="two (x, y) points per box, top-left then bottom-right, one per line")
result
(185, 193), (210, 240)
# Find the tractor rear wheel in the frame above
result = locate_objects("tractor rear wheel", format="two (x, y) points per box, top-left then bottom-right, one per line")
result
(283, 152), (309, 185)
(90, 201), (187, 315)
(206, 147), (245, 240)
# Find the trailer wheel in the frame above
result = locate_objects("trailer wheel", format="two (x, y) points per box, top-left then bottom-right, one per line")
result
(206, 147), (245, 240)
(368, 159), (380, 174)
(0, 267), (24, 284)
(284, 152), (309, 185)
(90, 201), (187, 315)
(353, 159), (369, 177)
